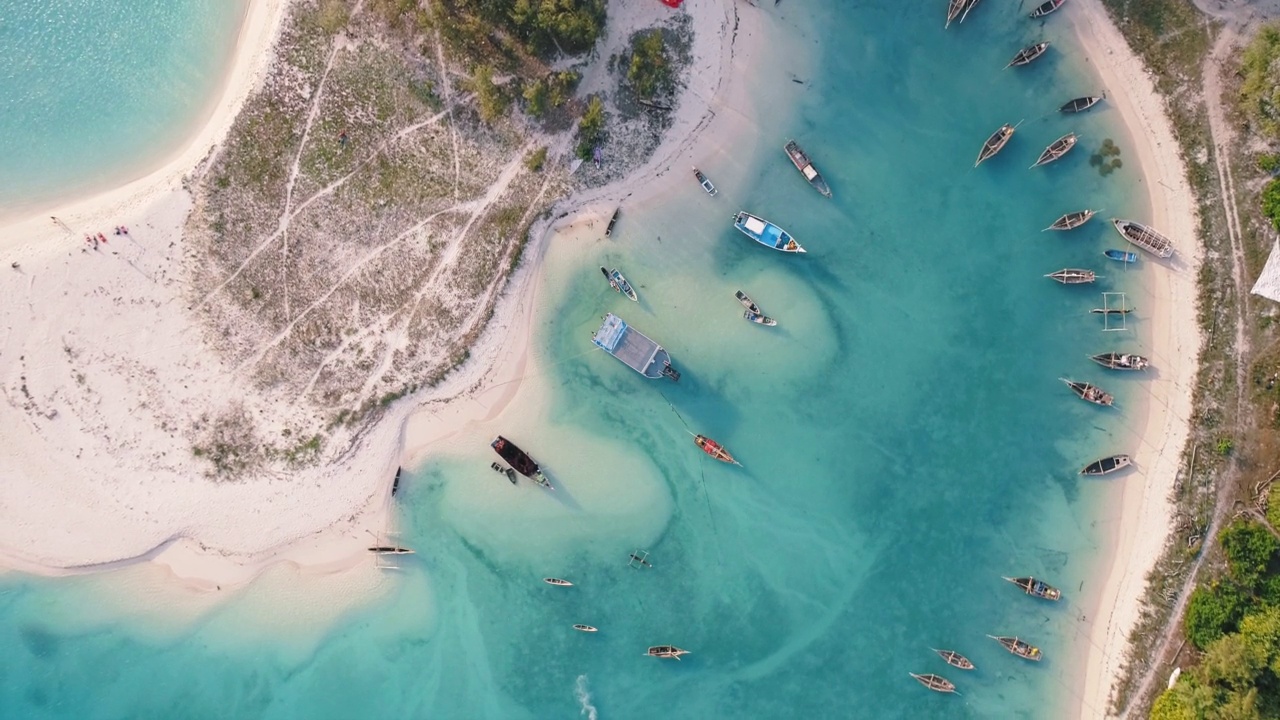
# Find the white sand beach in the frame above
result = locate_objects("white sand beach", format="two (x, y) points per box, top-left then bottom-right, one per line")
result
(0, 0), (781, 593)
(1070, 1), (1203, 716)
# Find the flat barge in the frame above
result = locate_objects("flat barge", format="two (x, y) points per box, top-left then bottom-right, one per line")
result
(591, 313), (680, 381)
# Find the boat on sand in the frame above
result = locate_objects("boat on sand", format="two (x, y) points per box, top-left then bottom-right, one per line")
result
(693, 166), (717, 196)
(1090, 352), (1149, 371)
(1081, 454), (1131, 476)
(1112, 218), (1175, 258)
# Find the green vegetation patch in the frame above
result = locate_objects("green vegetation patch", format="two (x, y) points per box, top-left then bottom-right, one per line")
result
(1241, 25), (1280, 140)
(626, 29), (672, 100)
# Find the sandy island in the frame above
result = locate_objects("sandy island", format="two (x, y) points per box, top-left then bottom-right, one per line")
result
(0, 0), (777, 591)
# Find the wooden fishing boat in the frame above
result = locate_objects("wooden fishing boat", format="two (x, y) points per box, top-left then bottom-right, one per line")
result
(932, 649), (975, 670)
(1060, 95), (1103, 113)
(1104, 249), (1138, 264)
(1046, 268), (1095, 284)
(695, 434), (739, 465)
(646, 645), (690, 660)
(910, 673), (958, 694)
(368, 545), (414, 554)
(1081, 454), (1132, 476)
(960, 0), (981, 23)
(1006, 42), (1050, 68)
(544, 577), (574, 587)
(1090, 352), (1150, 371)
(1044, 209), (1095, 231)
(1004, 576), (1063, 601)
(975, 123), (1017, 167)
(573, 624), (598, 632)
(1091, 306), (1133, 316)
(492, 435), (554, 490)
(1062, 378), (1114, 406)
(1029, 0), (1066, 18)
(989, 635), (1043, 661)
(736, 290), (762, 314)
(744, 311), (778, 326)
(1030, 133), (1078, 168)
(693, 166), (717, 196)
(945, 0), (967, 28)
(784, 139), (833, 198)
(1112, 218), (1174, 258)
(600, 266), (639, 302)
(392, 466), (402, 496)
(733, 212), (805, 253)
(604, 207), (621, 237)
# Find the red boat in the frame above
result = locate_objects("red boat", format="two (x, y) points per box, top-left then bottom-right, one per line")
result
(694, 435), (738, 465)
(660, 0), (683, 7)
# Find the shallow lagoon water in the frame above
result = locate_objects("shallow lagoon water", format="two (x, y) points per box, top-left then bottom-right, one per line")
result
(0, 2), (1163, 718)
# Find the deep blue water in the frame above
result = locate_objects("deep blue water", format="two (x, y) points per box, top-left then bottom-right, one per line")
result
(0, 0), (244, 215)
(0, 2), (1163, 718)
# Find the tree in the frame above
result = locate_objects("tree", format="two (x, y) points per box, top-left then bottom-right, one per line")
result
(1241, 24), (1280, 139)
(522, 79), (548, 117)
(1186, 581), (1252, 649)
(575, 96), (605, 160)
(1263, 179), (1280, 230)
(1222, 520), (1280, 591)
(627, 29), (670, 99)
(471, 65), (508, 123)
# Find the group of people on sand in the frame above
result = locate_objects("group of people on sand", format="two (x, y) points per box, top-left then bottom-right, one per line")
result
(81, 227), (128, 251)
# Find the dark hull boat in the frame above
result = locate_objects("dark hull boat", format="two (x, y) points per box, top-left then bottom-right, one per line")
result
(945, 0), (967, 28)
(1112, 218), (1174, 258)
(1006, 42), (1050, 68)
(392, 466), (402, 496)
(1029, 0), (1066, 18)
(932, 649), (975, 670)
(1004, 576), (1063, 601)
(600, 266), (639, 302)
(492, 435), (553, 489)
(1031, 133), (1078, 168)
(736, 290), (777, 326)
(1062, 378), (1114, 406)
(736, 290), (762, 315)
(1090, 352), (1150, 371)
(1061, 95), (1104, 113)
(1081, 454), (1132, 476)
(910, 673), (958, 694)
(784, 140), (833, 198)
(1044, 208), (1095, 231)
(1046, 268), (1096, 284)
(1091, 306), (1133, 316)
(990, 635), (1043, 661)
(693, 166), (717, 195)
(646, 645), (690, 660)
(1105, 249), (1138, 264)
(368, 545), (414, 554)
(975, 123), (1017, 167)
(695, 434), (740, 465)
(604, 207), (621, 237)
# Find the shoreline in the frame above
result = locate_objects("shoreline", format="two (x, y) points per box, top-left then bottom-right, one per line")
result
(0, 0), (780, 593)
(1069, 1), (1203, 716)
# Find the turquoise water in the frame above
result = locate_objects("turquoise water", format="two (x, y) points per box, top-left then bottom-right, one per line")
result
(0, 0), (245, 216)
(0, 2), (1164, 719)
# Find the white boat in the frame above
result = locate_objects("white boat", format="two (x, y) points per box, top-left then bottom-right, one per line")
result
(733, 212), (805, 253)
(573, 624), (598, 632)
(591, 313), (681, 381)
(544, 577), (573, 587)
(693, 166), (717, 195)
(645, 645), (690, 660)
(1112, 218), (1174, 258)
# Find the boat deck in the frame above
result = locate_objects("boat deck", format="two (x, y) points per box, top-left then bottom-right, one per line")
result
(593, 314), (672, 379)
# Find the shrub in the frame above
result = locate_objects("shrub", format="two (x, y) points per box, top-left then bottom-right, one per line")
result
(471, 65), (508, 123)
(1185, 581), (1251, 649)
(1222, 520), (1280, 591)
(524, 146), (547, 172)
(627, 29), (671, 99)
(523, 80), (548, 117)
(1241, 25), (1280, 139)
(575, 96), (605, 160)
(1262, 178), (1280, 229)
(1260, 153), (1280, 173)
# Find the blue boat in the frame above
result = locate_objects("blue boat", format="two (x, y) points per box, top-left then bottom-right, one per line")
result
(733, 212), (806, 253)
(1104, 249), (1138, 264)
(591, 313), (680, 381)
